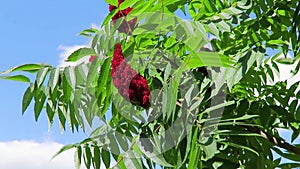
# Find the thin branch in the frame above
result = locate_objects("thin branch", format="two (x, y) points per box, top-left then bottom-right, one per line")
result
(245, 126), (300, 156)
(111, 139), (137, 168)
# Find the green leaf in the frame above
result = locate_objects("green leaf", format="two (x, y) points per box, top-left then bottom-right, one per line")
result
(273, 147), (300, 162)
(124, 151), (143, 169)
(221, 142), (259, 156)
(83, 145), (92, 169)
(75, 146), (82, 169)
(115, 133), (129, 151)
(64, 66), (76, 89)
(213, 161), (223, 169)
(101, 148), (111, 168)
(202, 139), (218, 161)
(276, 57), (295, 65)
(69, 102), (81, 132)
(36, 67), (50, 87)
(295, 107), (300, 121)
(1, 63), (50, 74)
(201, 114), (258, 125)
(34, 89), (47, 121)
(93, 145), (101, 169)
(184, 84), (194, 106)
(58, 105), (67, 131)
(48, 68), (60, 91)
(108, 133), (120, 155)
(164, 62), (171, 81)
(184, 51), (234, 70)
(178, 126), (193, 168)
(162, 75), (180, 121)
(213, 130), (261, 137)
(207, 22), (219, 36)
(278, 163), (300, 168)
(86, 59), (100, 88)
(289, 100), (298, 113)
(22, 85), (34, 114)
(104, 0), (118, 6)
(97, 58), (111, 93)
(268, 39), (289, 46)
(119, 0), (136, 10)
(226, 7), (243, 15)
(202, 101), (236, 115)
(66, 48), (97, 62)
(79, 28), (99, 37)
(137, 137), (173, 167)
(226, 51), (263, 89)
(62, 74), (72, 103)
(0, 75), (30, 83)
(215, 20), (231, 32)
(102, 9), (119, 27)
(203, 0), (217, 13)
(69, 103), (80, 133)
(52, 144), (75, 159)
(187, 127), (200, 169)
(116, 155), (126, 169)
(46, 101), (56, 128)
(195, 22), (209, 42)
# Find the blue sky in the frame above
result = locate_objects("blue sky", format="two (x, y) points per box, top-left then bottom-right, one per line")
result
(0, 0), (108, 142)
(0, 1), (108, 168)
(0, 1), (299, 168)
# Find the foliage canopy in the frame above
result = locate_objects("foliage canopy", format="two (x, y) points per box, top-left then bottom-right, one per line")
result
(1, 0), (300, 168)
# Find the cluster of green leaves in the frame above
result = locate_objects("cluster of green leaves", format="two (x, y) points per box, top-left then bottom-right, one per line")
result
(1, 0), (300, 168)
(217, 58), (300, 168)
(198, 0), (300, 69)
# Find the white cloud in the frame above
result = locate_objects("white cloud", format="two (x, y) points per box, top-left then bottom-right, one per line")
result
(57, 23), (102, 68)
(0, 140), (106, 169)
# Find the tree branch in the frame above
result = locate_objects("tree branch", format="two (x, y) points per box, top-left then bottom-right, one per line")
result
(245, 126), (300, 156)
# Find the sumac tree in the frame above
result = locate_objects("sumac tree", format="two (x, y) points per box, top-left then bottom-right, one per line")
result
(1, 0), (300, 168)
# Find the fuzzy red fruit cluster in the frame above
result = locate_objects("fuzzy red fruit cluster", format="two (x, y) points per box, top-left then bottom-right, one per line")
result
(111, 43), (150, 109)
(109, 0), (137, 33)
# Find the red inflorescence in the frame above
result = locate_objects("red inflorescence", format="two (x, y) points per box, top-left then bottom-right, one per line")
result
(108, 0), (137, 33)
(111, 43), (151, 109)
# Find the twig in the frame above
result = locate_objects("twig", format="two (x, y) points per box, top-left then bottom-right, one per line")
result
(245, 126), (300, 156)
(111, 139), (137, 168)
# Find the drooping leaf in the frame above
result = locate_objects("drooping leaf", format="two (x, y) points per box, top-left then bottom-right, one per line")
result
(22, 84), (34, 114)
(102, 9), (119, 27)
(276, 57), (295, 65)
(101, 148), (111, 168)
(34, 88), (47, 121)
(83, 145), (92, 169)
(48, 68), (60, 91)
(0, 75), (30, 83)
(64, 66), (76, 89)
(66, 48), (97, 62)
(52, 144), (76, 160)
(35, 67), (50, 87)
(92, 145), (101, 169)
(75, 146), (82, 169)
(187, 127), (201, 169)
(79, 28), (99, 37)
(1, 63), (50, 74)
